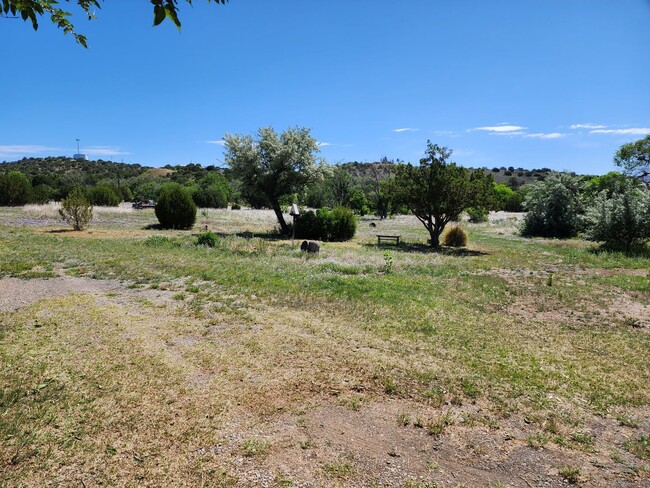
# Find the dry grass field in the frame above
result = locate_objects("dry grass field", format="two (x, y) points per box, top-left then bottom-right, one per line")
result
(0, 205), (648, 487)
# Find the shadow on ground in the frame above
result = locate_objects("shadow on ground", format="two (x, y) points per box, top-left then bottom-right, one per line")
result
(364, 241), (488, 256)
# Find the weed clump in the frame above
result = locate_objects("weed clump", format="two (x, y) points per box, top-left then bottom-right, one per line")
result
(155, 183), (197, 230)
(196, 230), (218, 247)
(443, 225), (467, 247)
(558, 465), (581, 484)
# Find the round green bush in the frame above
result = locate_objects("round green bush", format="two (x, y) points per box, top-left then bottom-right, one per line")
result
(330, 206), (357, 241)
(294, 207), (357, 241)
(89, 183), (121, 206)
(192, 185), (228, 209)
(155, 183), (197, 230)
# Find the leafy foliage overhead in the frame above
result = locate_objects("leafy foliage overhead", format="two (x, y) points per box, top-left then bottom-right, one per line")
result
(1, 0), (228, 47)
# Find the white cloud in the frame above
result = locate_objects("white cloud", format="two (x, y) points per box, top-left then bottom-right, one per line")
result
(474, 125), (527, 133)
(590, 128), (650, 135)
(525, 132), (568, 140)
(0, 144), (62, 157)
(205, 140), (226, 145)
(570, 123), (606, 129)
(393, 128), (419, 133)
(82, 146), (130, 156)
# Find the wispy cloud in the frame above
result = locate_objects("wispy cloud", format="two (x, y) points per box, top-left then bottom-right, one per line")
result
(474, 125), (527, 133)
(83, 146), (130, 156)
(590, 128), (650, 135)
(205, 140), (226, 145)
(525, 132), (568, 140)
(570, 123), (606, 130)
(0, 144), (63, 157)
(393, 128), (419, 133)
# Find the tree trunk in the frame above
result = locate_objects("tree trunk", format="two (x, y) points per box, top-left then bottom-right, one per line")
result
(428, 229), (441, 247)
(272, 202), (289, 235)
(427, 220), (445, 247)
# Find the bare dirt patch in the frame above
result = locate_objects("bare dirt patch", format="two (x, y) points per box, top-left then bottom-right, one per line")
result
(0, 276), (121, 312)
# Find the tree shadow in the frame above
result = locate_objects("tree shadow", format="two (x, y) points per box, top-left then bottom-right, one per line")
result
(143, 223), (288, 241)
(46, 228), (78, 234)
(587, 245), (650, 259)
(365, 241), (488, 256)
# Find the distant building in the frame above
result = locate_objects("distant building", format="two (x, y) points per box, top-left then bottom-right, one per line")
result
(73, 153), (88, 160)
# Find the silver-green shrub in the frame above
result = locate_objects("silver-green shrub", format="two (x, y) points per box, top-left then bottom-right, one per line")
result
(521, 174), (582, 238)
(584, 181), (650, 253)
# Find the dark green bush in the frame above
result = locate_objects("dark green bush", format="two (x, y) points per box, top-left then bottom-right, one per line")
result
(88, 183), (121, 206)
(231, 203), (241, 210)
(155, 183), (197, 230)
(0, 171), (32, 206)
(294, 206), (357, 241)
(192, 185), (228, 209)
(329, 206), (357, 241)
(294, 210), (321, 240)
(32, 184), (55, 204)
(196, 230), (218, 247)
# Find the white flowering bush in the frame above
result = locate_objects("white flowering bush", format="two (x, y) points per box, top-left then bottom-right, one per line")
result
(584, 181), (650, 253)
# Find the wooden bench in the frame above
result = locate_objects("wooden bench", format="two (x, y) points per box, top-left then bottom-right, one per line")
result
(377, 234), (400, 246)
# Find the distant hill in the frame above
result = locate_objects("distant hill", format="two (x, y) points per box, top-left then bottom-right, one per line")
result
(0, 157), (148, 185)
(1, 157), (589, 193)
(338, 160), (577, 188)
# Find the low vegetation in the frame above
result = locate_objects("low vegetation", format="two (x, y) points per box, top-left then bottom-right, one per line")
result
(58, 187), (93, 230)
(0, 204), (648, 486)
(1, 135), (649, 485)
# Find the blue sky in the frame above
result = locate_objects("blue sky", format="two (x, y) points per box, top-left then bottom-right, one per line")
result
(1, 0), (649, 174)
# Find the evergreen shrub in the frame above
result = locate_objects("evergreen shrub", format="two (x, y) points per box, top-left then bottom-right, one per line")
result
(294, 206), (357, 241)
(59, 187), (93, 230)
(89, 183), (121, 206)
(155, 183), (197, 229)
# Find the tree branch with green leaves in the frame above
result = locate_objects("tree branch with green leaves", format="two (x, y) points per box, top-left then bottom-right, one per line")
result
(1, 0), (228, 47)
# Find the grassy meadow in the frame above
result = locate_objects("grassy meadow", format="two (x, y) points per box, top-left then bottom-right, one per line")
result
(1, 205), (649, 487)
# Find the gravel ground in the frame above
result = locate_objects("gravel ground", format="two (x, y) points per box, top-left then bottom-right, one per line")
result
(0, 277), (122, 312)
